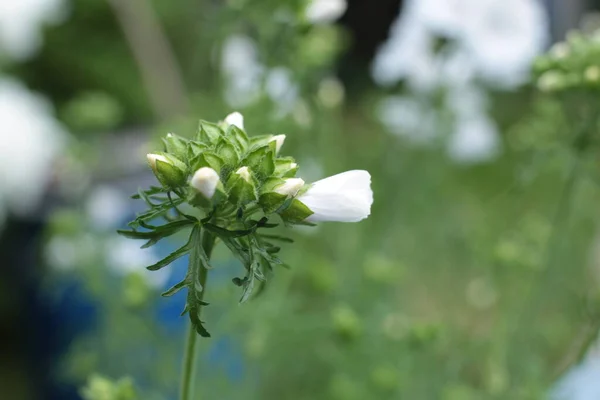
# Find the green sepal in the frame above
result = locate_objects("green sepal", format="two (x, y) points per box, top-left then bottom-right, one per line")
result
(226, 169), (258, 205)
(190, 152), (224, 173)
(216, 139), (240, 166)
(187, 141), (209, 159)
(279, 199), (314, 223)
(162, 133), (188, 161)
(259, 192), (288, 214)
(275, 157), (298, 177)
(197, 120), (223, 145)
(249, 134), (273, 147)
(153, 154), (188, 188)
(225, 125), (249, 152)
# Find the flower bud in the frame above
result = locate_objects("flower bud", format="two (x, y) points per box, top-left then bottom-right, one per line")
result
(297, 170), (373, 222)
(147, 153), (187, 188)
(227, 166), (258, 205)
(224, 112), (244, 130)
(269, 134), (286, 154)
(190, 167), (220, 199)
(162, 133), (188, 159)
(274, 178), (305, 197)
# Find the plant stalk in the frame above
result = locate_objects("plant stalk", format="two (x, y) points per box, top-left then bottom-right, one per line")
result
(180, 227), (215, 400)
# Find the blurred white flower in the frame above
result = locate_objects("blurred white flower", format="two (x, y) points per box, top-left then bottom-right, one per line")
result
(377, 96), (437, 144)
(0, 79), (66, 225)
(221, 35), (264, 107)
(105, 237), (169, 289)
(0, 0), (68, 60)
(265, 67), (299, 117)
(447, 114), (500, 164)
(298, 170), (373, 222)
(85, 185), (130, 230)
(462, 0), (548, 87)
(372, 0), (548, 89)
(305, 0), (347, 24)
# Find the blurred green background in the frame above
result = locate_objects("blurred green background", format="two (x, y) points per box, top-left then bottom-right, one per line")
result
(3, 0), (600, 399)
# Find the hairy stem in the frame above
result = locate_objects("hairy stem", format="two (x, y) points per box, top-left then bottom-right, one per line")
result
(180, 227), (215, 400)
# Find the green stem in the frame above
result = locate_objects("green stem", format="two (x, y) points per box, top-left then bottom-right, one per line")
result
(180, 227), (215, 400)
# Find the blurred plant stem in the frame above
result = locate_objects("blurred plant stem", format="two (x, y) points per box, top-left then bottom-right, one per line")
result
(509, 100), (598, 386)
(180, 229), (214, 400)
(105, 0), (189, 120)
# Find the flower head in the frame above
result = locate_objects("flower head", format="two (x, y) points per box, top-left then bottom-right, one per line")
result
(298, 170), (373, 222)
(275, 178), (305, 197)
(224, 111), (244, 130)
(190, 167), (220, 199)
(269, 134), (286, 154)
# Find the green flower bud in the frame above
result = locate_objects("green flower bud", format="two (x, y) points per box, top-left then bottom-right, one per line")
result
(147, 153), (187, 188)
(227, 166), (258, 205)
(190, 167), (224, 208)
(269, 134), (286, 154)
(162, 133), (188, 160)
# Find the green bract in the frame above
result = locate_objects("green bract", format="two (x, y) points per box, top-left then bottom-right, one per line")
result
(118, 117), (313, 337)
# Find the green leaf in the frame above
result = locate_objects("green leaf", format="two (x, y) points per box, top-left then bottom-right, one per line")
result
(239, 275), (255, 303)
(147, 240), (191, 271)
(117, 218), (195, 248)
(203, 223), (255, 238)
(259, 234), (294, 243)
(161, 279), (187, 297)
(187, 141), (209, 159)
(185, 226), (211, 337)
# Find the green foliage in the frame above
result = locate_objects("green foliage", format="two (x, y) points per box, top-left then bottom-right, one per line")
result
(80, 375), (137, 400)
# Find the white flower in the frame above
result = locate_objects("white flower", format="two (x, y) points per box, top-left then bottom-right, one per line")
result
(224, 111), (244, 130)
(305, 0), (347, 24)
(447, 114), (500, 164)
(190, 167), (220, 199)
(298, 170), (373, 222)
(269, 134), (286, 153)
(236, 166), (251, 182)
(0, 79), (66, 225)
(146, 153), (169, 169)
(221, 35), (263, 107)
(275, 178), (305, 197)
(0, 0), (67, 60)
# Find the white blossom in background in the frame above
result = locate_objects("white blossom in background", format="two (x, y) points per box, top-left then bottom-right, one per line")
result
(377, 96), (437, 144)
(0, 0), (68, 60)
(447, 114), (500, 163)
(373, 0), (545, 163)
(85, 185), (130, 230)
(0, 79), (66, 226)
(305, 0), (347, 24)
(221, 36), (300, 118)
(372, 0), (548, 89)
(265, 67), (299, 117)
(105, 237), (170, 289)
(221, 35), (264, 108)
